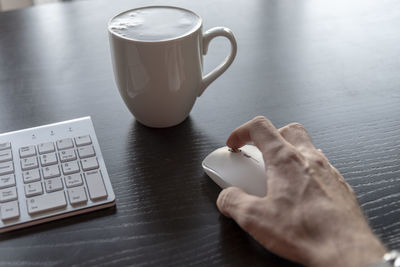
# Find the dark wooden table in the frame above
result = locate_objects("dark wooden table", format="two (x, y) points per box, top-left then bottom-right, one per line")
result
(1, 0), (400, 266)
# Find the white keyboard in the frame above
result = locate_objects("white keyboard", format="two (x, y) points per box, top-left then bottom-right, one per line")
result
(0, 117), (116, 233)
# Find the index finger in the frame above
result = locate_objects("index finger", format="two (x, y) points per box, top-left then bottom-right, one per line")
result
(226, 116), (290, 163)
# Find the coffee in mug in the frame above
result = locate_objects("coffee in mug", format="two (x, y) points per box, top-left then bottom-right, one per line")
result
(108, 6), (237, 128)
(109, 7), (200, 41)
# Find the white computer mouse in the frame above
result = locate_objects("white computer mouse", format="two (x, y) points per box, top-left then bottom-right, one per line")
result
(202, 145), (267, 197)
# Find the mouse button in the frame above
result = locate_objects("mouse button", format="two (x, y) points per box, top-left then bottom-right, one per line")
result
(242, 145), (263, 157)
(242, 145), (264, 165)
(225, 161), (255, 180)
(202, 151), (231, 171)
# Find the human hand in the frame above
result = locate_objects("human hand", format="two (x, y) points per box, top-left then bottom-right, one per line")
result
(217, 116), (386, 267)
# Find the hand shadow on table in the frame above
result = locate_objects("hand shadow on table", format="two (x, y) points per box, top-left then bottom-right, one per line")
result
(128, 117), (301, 266)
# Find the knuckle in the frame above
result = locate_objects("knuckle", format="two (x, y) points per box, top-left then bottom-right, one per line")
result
(279, 124), (290, 136)
(218, 187), (235, 210)
(218, 187), (246, 214)
(293, 125), (311, 141)
(240, 200), (259, 215)
(225, 186), (241, 197)
(302, 149), (328, 167)
(281, 122), (305, 135)
(280, 123), (311, 146)
(286, 123), (310, 141)
(252, 116), (268, 123)
(271, 146), (303, 166)
(238, 215), (255, 230)
(250, 116), (276, 140)
(311, 153), (327, 167)
(314, 158), (325, 167)
(217, 188), (232, 212)
(251, 116), (270, 129)
(287, 122), (305, 131)
(237, 202), (258, 230)
(287, 150), (301, 161)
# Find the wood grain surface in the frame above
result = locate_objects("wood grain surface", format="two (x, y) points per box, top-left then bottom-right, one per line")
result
(0, 0), (399, 266)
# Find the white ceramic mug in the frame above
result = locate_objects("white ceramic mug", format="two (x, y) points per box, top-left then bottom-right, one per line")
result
(108, 6), (237, 128)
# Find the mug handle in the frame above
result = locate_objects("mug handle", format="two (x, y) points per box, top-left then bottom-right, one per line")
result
(198, 27), (237, 96)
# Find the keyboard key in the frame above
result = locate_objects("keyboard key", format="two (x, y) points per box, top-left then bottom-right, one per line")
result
(81, 157), (99, 171)
(77, 145), (95, 159)
(21, 156), (38, 171)
(0, 161), (14, 175)
(61, 161), (80, 175)
(59, 149), (77, 163)
(0, 174), (15, 189)
(19, 145), (36, 158)
(68, 186), (87, 205)
(1, 200), (19, 221)
(22, 169), (41, 183)
(85, 170), (107, 200)
(0, 149), (12, 163)
(56, 138), (74, 150)
(75, 135), (92, 147)
(0, 142), (11, 151)
(26, 191), (67, 215)
(42, 164), (60, 179)
(65, 173), (83, 188)
(0, 187), (17, 203)
(24, 181), (43, 197)
(38, 142), (55, 154)
(44, 177), (63, 193)
(40, 152), (58, 166)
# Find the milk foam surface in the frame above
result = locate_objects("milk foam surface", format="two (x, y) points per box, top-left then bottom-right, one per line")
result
(109, 7), (201, 41)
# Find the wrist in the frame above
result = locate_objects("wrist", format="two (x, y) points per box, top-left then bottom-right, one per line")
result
(310, 231), (387, 267)
(338, 235), (386, 267)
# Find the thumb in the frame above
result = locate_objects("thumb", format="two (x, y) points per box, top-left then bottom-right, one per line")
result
(217, 187), (264, 231)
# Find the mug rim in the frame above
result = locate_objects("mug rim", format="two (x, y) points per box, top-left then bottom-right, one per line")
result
(108, 6), (203, 43)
